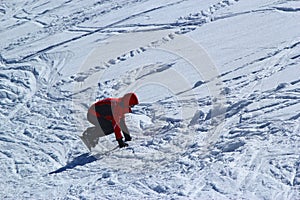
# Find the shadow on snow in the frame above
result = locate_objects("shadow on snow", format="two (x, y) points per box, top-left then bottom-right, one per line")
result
(49, 153), (100, 175)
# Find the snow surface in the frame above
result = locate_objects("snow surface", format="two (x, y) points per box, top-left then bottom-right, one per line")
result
(1, 0), (300, 199)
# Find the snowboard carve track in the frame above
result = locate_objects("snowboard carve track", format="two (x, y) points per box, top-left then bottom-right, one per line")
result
(67, 0), (243, 84)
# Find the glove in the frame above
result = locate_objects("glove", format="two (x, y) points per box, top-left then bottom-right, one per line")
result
(124, 133), (132, 142)
(117, 139), (128, 148)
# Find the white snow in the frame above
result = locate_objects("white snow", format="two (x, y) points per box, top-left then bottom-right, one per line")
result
(1, 0), (299, 199)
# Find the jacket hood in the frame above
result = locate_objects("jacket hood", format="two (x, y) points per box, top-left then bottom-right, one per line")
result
(122, 93), (139, 106)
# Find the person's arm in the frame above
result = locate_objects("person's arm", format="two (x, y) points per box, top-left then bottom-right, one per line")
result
(120, 118), (131, 141)
(113, 118), (129, 148)
(112, 119), (122, 140)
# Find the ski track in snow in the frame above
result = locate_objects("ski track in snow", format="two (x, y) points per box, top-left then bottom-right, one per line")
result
(1, 0), (300, 199)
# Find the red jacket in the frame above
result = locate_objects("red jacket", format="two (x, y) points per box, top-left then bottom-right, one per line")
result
(88, 93), (138, 140)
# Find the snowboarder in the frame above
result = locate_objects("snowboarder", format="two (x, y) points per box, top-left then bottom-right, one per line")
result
(81, 93), (139, 149)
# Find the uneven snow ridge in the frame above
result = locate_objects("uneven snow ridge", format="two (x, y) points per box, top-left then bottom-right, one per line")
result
(1, 0), (299, 199)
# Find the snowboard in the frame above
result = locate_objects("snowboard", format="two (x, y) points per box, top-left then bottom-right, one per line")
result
(80, 126), (105, 151)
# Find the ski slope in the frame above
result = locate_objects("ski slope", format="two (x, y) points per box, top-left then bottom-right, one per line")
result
(0, 0), (299, 199)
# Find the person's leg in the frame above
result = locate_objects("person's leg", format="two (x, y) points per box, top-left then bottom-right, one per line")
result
(87, 113), (99, 126)
(97, 118), (114, 135)
(83, 114), (106, 150)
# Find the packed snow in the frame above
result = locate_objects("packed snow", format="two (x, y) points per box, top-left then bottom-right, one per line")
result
(0, 0), (299, 199)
